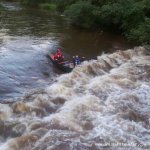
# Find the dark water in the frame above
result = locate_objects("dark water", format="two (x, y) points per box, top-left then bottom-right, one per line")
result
(0, 2), (133, 100)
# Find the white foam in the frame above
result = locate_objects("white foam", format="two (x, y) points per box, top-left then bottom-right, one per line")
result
(1, 47), (150, 149)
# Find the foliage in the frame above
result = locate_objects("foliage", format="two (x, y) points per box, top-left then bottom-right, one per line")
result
(52, 0), (77, 12)
(65, 1), (98, 29)
(127, 18), (150, 44)
(65, 0), (150, 44)
(39, 3), (56, 11)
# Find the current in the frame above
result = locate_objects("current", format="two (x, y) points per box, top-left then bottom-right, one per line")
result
(0, 2), (150, 150)
(0, 46), (150, 150)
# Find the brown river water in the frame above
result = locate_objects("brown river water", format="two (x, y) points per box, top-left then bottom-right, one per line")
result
(0, 2), (150, 150)
(0, 2), (133, 100)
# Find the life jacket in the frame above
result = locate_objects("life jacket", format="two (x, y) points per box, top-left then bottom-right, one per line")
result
(54, 51), (63, 60)
(75, 57), (80, 64)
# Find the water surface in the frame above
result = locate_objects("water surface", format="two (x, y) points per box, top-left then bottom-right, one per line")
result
(0, 2), (133, 99)
(0, 2), (150, 150)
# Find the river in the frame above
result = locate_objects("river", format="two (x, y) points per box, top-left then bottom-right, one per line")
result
(0, 2), (133, 100)
(0, 2), (150, 150)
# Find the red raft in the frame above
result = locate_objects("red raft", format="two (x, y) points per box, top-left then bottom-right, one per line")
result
(49, 54), (74, 73)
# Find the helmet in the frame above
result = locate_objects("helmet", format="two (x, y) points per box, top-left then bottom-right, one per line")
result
(57, 48), (61, 53)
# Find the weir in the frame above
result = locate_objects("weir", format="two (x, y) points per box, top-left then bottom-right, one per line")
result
(0, 47), (150, 150)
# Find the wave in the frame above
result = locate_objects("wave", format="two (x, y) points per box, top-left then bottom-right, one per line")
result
(0, 46), (150, 150)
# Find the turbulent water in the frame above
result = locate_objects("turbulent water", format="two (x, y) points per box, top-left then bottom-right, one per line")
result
(0, 46), (149, 150)
(0, 2), (134, 99)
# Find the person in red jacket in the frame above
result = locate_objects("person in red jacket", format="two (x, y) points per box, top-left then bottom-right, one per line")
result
(54, 48), (64, 61)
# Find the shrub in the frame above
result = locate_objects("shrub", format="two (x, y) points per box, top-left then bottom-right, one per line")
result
(52, 0), (76, 12)
(127, 18), (150, 44)
(39, 3), (57, 11)
(65, 1), (97, 29)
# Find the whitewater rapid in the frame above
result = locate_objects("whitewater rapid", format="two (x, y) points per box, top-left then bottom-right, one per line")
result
(0, 46), (150, 150)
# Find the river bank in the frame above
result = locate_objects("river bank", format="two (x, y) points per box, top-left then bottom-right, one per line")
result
(16, 0), (150, 45)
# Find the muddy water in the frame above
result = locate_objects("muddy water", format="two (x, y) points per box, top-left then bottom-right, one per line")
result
(1, 2), (149, 150)
(0, 2), (133, 100)
(0, 46), (150, 150)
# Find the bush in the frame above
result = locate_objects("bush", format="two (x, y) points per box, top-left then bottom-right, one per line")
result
(90, 0), (150, 44)
(65, 1), (98, 29)
(39, 3), (57, 11)
(127, 18), (150, 44)
(99, 3), (123, 28)
(55, 0), (68, 12)
(51, 0), (76, 12)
